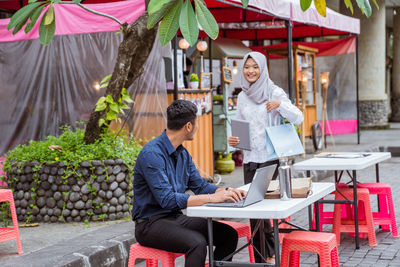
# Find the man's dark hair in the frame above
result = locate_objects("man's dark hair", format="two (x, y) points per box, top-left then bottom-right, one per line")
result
(167, 100), (197, 130)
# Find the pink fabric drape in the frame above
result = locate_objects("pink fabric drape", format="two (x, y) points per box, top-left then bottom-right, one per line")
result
(0, 0), (145, 42)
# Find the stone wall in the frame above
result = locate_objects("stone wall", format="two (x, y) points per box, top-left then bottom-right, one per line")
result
(6, 159), (132, 223)
(359, 100), (389, 127)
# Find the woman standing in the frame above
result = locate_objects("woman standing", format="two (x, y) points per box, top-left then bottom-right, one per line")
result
(228, 51), (303, 264)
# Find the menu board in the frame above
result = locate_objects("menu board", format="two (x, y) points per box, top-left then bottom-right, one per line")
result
(200, 73), (211, 89)
(222, 67), (233, 84)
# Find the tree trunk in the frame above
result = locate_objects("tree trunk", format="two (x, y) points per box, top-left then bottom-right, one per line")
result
(84, 12), (157, 144)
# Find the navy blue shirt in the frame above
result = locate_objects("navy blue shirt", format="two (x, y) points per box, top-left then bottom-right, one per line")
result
(132, 130), (218, 220)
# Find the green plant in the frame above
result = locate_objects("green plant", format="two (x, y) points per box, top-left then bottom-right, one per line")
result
(1, 124), (142, 225)
(190, 73), (199, 82)
(3, 125), (141, 166)
(95, 76), (134, 127)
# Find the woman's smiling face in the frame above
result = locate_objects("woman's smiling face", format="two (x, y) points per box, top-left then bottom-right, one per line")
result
(243, 57), (260, 83)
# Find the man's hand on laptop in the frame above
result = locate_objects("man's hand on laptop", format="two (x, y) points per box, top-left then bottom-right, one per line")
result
(211, 187), (247, 203)
(228, 136), (240, 146)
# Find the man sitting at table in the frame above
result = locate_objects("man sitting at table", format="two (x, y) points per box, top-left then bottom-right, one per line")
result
(132, 100), (247, 267)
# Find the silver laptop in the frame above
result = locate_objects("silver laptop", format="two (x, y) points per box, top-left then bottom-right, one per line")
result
(205, 165), (276, 208)
(231, 118), (251, 151)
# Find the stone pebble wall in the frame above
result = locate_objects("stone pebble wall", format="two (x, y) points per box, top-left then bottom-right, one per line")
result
(359, 99), (389, 127)
(7, 159), (132, 223)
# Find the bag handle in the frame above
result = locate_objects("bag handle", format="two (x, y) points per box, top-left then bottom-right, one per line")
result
(267, 89), (284, 127)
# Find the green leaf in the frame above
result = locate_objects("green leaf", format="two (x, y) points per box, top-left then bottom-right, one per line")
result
(147, 1), (176, 29)
(356, 0), (372, 17)
(314, 0), (326, 17)
(95, 104), (107, 112)
(106, 112), (118, 121)
(344, 0), (354, 14)
(179, 0), (199, 47)
(241, 0), (249, 8)
(96, 96), (106, 105)
(105, 95), (114, 104)
(121, 88), (128, 96)
(25, 4), (46, 34)
(110, 103), (119, 113)
(100, 74), (112, 84)
(194, 0), (219, 40)
(73, 0), (82, 3)
(300, 0), (312, 11)
(122, 95), (134, 103)
(371, 0), (379, 9)
(38, 9), (56, 45)
(8, 2), (43, 33)
(158, 0), (183, 46)
(99, 82), (108, 89)
(148, 0), (172, 15)
(44, 4), (54, 25)
(52, 0), (61, 3)
(120, 103), (130, 110)
(28, 0), (38, 3)
(98, 118), (105, 127)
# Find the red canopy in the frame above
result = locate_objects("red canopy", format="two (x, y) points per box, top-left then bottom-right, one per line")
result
(1, 0), (358, 40)
(251, 36), (357, 58)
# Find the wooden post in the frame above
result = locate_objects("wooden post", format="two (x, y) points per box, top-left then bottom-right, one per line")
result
(300, 70), (308, 150)
(320, 72), (330, 148)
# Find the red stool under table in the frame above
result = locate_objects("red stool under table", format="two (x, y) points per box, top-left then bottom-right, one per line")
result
(356, 182), (399, 238)
(312, 183), (351, 232)
(0, 189), (23, 255)
(128, 243), (183, 267)
(280, 231), (339, 267)
(219, 220), (255, 263)
(332, 187), (377, 247)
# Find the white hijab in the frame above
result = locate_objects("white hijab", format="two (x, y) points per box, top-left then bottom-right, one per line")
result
(240, 51), (278, 104)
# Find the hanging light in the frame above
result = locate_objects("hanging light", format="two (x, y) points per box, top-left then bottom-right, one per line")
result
(179, 38), (190, 50)
(196, 40), (208, 52)
(232, 60), (238, 75)
(179, 38), (190, 71)
(197, 40), (208, 73)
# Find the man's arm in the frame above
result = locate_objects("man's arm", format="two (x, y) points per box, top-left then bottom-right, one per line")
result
(187, 187), (247, 207)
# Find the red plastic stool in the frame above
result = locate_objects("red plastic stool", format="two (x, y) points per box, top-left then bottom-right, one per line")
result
(128, 243), (183, 267)
(219, 220), (255, 263)
(312, 183), (351, 231)
(281, 231), (339, 267)
(356, 183), (399, 238)
(332, 187), (377, 247)
(0, 189), (23, 255)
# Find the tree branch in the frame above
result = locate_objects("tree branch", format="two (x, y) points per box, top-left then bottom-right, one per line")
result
(60, 1), (123, 26)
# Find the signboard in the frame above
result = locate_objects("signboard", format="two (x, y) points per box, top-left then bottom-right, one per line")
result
(200, 73), (211, 90)
(222, 67), (233, 84)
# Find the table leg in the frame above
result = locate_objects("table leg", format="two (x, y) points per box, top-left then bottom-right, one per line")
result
(207, 218), (215, 267)
(308, 205), (313, 230)
(314, 201), (320, 232)
(273, 219), (280, 267)
(376, 164), (381, 219)
(352, 170), (360, 249)
(260, 220), (266, 260)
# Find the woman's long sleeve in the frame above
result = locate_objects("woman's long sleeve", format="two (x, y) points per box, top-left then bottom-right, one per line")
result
(272, 85), (304, 125)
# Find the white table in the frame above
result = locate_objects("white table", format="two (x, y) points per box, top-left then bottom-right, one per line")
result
(187, 182), (335, 267)
(292, 152), (391, 249)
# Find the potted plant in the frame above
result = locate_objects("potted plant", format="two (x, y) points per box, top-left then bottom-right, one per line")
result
(189, 73), (199, 89)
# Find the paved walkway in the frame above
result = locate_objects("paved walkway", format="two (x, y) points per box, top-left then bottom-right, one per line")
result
(1, 124), (400, 266)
